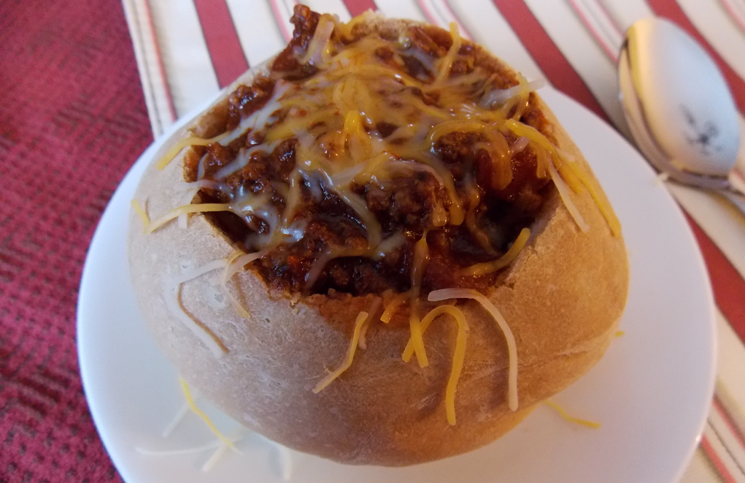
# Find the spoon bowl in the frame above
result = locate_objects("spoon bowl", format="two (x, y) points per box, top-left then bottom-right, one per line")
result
(618, 17), (745, 212)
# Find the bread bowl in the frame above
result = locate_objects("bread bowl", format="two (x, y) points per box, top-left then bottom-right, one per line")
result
(128, 5), (629, 466)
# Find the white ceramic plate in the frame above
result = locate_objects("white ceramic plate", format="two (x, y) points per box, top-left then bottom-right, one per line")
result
(77, 87), (716, 483)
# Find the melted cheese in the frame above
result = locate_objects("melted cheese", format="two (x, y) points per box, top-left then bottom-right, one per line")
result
(459, 228), (530, 277)
(156, 132), (228, 170)
(436, 23), (462, 83)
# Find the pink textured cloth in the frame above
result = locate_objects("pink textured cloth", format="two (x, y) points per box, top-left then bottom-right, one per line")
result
(0, 1), (151, 480)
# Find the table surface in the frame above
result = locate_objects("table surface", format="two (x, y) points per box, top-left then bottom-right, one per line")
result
(2, 0), (745, 482)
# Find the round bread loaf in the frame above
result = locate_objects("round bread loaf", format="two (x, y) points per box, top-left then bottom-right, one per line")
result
(128, 9), (628, 466)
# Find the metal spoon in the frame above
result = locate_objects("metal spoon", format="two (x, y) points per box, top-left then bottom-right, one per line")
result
(618, 17), (745, 213)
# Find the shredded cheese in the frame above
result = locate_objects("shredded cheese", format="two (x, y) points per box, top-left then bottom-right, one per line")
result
(380, 292), (408, 323)
(565, 160), (622, 237)
(548, 159), (590, 233)
(402, 305), (469, 425)
(407, 232), (431, 368)
(428, 288), (519, 411)
(544, 400), (601, 428)
(221, 250), (265, 318)
(313, 310), (371, 393)
(165, 259), (230, 357)
(155, 133), (228, 170)
(131, 199), (150, 226)
(459, 228), (530, 277)
(436, 22), (462, 82)
(179, 377), (241, 452)
(144, 203), (232, 234)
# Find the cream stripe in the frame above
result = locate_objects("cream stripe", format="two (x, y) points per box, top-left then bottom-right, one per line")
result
(121, 0), (174, 136)
(226, 0), (287, 67)
(680, 448), (729, 483)
(703, 422), (745, 483)
(711, 399), (745, 476)
(448, 0), (545, 83)
(148, 0), (220, 118)
(374, 0), (428, 22)
(716, 308), (745, 441)
(666, 182), (745, 281)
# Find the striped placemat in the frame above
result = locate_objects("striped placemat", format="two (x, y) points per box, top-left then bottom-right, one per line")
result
(121, 1), (745, 481)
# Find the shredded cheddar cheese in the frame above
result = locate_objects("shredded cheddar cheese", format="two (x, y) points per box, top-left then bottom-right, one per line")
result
(144, 203), (233, 234)
(179, 377), (241, 452)
(313, 311), (371, 393)
(380, 292), (408, 323)
(403, 305), (469, 425)
(221, 250), (265, 318)
(544, 400), (601, 428)
(156, 132), (228, 170)
(428, 288), (519, 411)
(131, 199), (150, 226)
(548, 160), (590, 233)
(459, 228), (530, 276)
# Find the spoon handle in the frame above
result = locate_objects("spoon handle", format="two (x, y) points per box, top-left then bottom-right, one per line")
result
(717, 186), (745, 215)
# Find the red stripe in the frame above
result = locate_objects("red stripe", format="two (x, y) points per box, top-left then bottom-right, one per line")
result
(647, 0), (745, 115)
(342, 0), (377, 16)
(714, 394), (745, 453)
(701, 434), (739, 483)
(491, 0), (609, 122)
(193, 0), (249, 88)
(685, 213), (745, 345)
(143, 0), (176, 122)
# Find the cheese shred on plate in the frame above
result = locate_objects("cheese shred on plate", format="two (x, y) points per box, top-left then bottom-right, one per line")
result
(544, 400), (601, 429)
(179, 377), (241, 452)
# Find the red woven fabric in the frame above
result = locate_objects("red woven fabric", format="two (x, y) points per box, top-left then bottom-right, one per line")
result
(0, 1), (151, 481)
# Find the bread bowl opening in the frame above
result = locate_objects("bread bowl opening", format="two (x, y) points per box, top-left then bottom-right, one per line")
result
(182, 5), (560, 297)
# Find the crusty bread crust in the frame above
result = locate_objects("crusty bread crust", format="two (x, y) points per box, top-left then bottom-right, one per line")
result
(128, 13), (628, 466)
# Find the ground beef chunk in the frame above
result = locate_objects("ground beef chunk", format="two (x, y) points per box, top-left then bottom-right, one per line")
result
(408, 26), (448, 57)
(225, 77), (276, 131)
(271, 5), (321, 79)
(363, 175), (441, 231)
